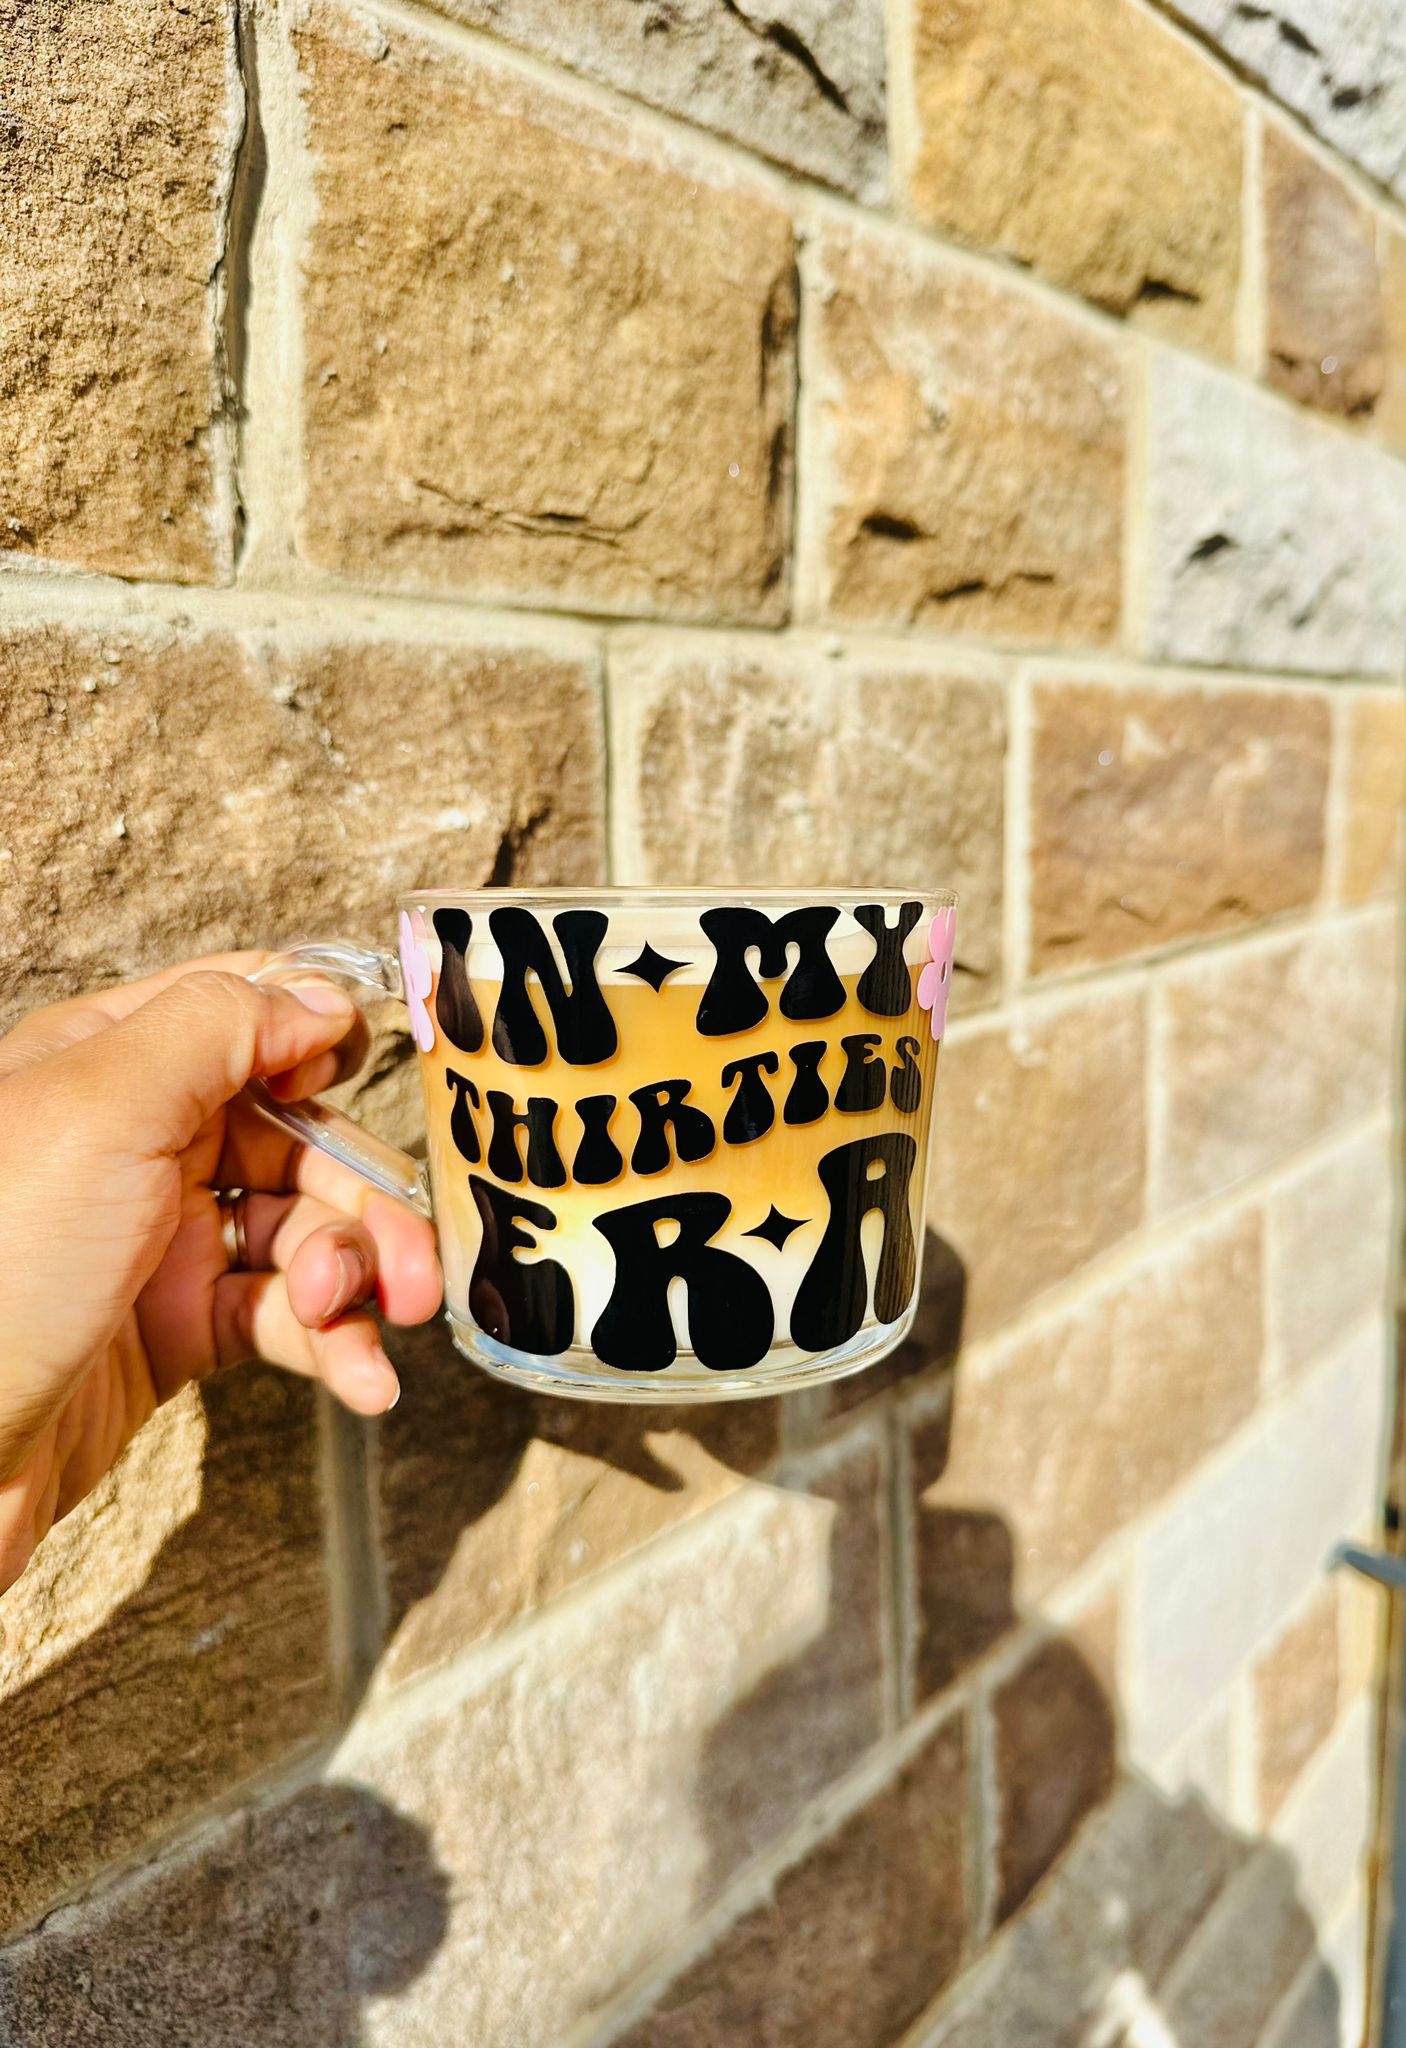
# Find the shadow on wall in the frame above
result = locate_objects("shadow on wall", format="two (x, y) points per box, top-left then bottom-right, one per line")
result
(0, 1231), (1352, 2047)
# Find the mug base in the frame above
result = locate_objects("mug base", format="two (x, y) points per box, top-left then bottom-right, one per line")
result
(443, 1306), (918, 1404)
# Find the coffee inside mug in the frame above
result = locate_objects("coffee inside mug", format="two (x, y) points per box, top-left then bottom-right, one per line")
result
(253, 888), (956, 1403)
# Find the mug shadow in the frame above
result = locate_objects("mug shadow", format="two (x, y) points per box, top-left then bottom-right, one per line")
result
(0, 1222), (1357, 2047)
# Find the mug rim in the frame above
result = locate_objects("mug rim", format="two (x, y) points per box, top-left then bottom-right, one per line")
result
(399, 884), (959, 910)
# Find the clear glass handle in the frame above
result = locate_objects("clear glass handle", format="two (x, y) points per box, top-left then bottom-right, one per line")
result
(246, 941), (432, 1217)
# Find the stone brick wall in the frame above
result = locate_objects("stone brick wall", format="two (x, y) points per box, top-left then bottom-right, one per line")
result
(0, 0), (1402, 2042)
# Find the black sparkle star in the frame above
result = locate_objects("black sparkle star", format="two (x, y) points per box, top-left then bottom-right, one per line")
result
(743, 1205), (807, 1251)
(619, 942), (690, 992)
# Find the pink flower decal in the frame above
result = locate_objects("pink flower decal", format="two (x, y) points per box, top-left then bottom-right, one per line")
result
(916, 908), (956, 1041)
(399, 908), (435, 1054)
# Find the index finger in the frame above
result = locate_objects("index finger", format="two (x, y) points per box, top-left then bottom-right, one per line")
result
(0, 952), (275, 1075)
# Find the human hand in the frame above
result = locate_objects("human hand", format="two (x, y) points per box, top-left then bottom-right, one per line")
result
(0, 956), (443, 1594)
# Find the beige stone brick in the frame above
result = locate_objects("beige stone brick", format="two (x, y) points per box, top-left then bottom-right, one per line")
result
(924, 1780), (1244, 2046)
(379, 1319), (848, 1718)
(1329, 1888), (1371, 2048)
(1166, 0), (1406, 204)
(912, 1215), (1262, 1664)
(693, 1434), (889, 1879)
(1063, 1579), (1123, 1703)
(0, 1666), (955, 2047)
(1270, 1695), (1374, 1936)
(375, 1417), (887, 1944)
(1028, 677), (1330, 973)
(356, 1485), (897, 2045)
(926, 991), (1147, 1339)
(0, 1371), (331, 1939)
(1338, 1569), (1384, 1708)
(804, 223), (1125, 645)
(0, 1389), (204, 1707)
(295, 2), (795, 623)
(0, 1777), (456, 2046)
(1260, 1888), (1369, 2048)
(1264, 124), (1385, 419)
(1153, 919), (1398, 1215)
(1147, 1698), (1236, 1816)
(1130, 1326), (1387, 1759)
(417, 0), (887, 200)
(908, 0), (1242, 357)
(0, 0), (238, 582)
(378, 1318), (782, 1692)
(1253, 1583), (1341, 1822)
(908, 1403), (1020, 1699)
(1378, 224), (1406, 455)
(609, 638), (1004, 1008)
(1158, 1848), (1319, 2048)
(1339, 690), (1406, 904)
(0, 621), (604, 1023)
(991, 1636), (1117, 1922)
(1267, 1127), (1394, 1380)
(1145, 355), (1406, 677)
(614, 1716), (969, 2048)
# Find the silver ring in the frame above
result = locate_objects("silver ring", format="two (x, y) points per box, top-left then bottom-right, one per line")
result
(217, 1189), (253, 1273)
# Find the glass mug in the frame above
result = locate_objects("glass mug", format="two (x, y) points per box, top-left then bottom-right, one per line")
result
(250, 887), (957, 1403)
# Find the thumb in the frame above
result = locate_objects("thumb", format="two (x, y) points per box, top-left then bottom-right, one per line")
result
(50, 970), (359, 1160)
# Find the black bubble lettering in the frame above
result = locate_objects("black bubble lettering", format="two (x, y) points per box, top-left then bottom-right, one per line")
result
(890, 1035), (924, 1114)
(629, 1079), (716, 1175)
(489, 907), (617, 1067)
(590, 1193), (774, 1373)
(783, 1040), (830, 1126)
(432, 908), (485, 1053)
(696, 906), (846, 1036)
(720, 1050), (780, 1145)
(469, 1176), (575, 1356)
(855, 901), (924, 1017)
(444, 1067), (482, 1164)
(572, 1094), (624, 1186)
(790, 1133), (919, 1353)
(486, 1091), (567, 1190)
(835, 1032), (886, 1113)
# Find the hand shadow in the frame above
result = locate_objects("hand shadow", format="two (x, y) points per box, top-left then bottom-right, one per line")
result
(0, 1783), (449, 2047)
(0, 1214), (1360, 2048)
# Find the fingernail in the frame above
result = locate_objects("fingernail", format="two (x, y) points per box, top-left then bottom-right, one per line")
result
(290, 983), (355, 1020)
(358, 1351), (400, 1414)
(331, 1246), (367, 1316)
(362, 1359), (401, 1409)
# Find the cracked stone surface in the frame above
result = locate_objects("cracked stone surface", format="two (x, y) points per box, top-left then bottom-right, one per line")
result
(1263, 122), (1385, 419)
(295, 1), (796, 624)
(421, 0), (887, 200)
(1166, 0), (1406, 197)
(0, 0), (239, 581)
(1145, 354), (1406, 676)
(908, 0), (1242, 359)
(0, 621), (604, 1021)
(804, 222), (1125, 644)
